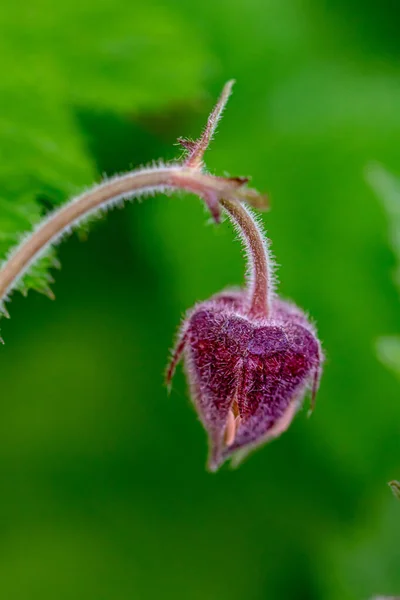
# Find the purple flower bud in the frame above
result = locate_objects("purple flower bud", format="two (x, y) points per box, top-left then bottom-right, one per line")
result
(166, 81), (323, 471)
(167, 290), (322, 471)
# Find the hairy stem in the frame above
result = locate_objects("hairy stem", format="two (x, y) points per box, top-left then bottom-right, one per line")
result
(179, 79), (272, 318)
(389, 480), (400, 500)
(0, 165), (266, 303)
(183, 79), (235, 169)
(220, 198), (272, 318)
(0, 80), (270, 322)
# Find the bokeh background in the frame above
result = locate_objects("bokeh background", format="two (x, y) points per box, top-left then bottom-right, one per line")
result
(0, 1), (400, 599)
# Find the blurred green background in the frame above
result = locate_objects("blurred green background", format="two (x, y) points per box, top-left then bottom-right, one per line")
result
(0, 1), (400, 599)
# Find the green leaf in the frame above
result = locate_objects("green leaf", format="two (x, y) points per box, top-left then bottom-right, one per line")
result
(368, 165), (400, 499)
(377, 336), (400, 377)
(368, 165), (400, 376)
(0, 1), (210, 295)
(367, 164), (400, 289)
(376, 336), (400, 379)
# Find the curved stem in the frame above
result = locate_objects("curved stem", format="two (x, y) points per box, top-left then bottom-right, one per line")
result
(0, 81), (270, 318)
(220, 198), (272, 319)
(0, 165), (267, 304)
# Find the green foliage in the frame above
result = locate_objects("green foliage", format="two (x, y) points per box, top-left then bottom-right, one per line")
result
(0, 0), (208, 293)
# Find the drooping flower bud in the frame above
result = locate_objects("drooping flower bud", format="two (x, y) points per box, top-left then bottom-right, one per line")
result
(167, 290), (322, 471)
(166, 82), (323, 471)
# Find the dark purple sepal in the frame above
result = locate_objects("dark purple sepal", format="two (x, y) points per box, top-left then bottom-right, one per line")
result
(167, 290), (323, 471)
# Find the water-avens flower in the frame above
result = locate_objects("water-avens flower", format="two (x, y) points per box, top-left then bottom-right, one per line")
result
(0, 81), (322, 471)
(167, 85), (323, 471)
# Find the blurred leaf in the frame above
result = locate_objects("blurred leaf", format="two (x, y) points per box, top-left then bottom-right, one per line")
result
(368, 165), (400, 372)
(367, 166), (400, 503)
(376, 336), (400, 378)
(0, 0), (210, 295)
(367, 164), (400, 288)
